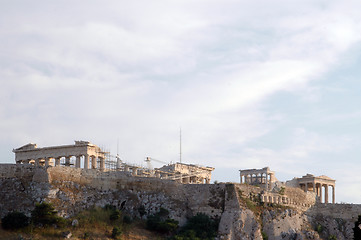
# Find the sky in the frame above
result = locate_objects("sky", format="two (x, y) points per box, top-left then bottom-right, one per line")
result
(1, 0), (361, 203)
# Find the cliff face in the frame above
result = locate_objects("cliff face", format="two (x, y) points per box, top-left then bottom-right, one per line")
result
(0, 164), (358, 240)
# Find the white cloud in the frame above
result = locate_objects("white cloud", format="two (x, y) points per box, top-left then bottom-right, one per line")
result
(1, 0), (361, 202)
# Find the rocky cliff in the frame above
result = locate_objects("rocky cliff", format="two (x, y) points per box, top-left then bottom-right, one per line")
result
(0, 164), (359, 240)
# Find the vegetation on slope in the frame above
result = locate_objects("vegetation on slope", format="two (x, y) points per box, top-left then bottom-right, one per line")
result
(1, 202), (219, 240)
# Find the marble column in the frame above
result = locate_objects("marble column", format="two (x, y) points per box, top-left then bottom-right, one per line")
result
(65, 156), (71, 166)
(99, 157), (105, 171)
(332, 185), (335, 204)
(75, 156), (81, 168)
(84, 154), (89, 169)
(325, 184), (329, 203)
(91, 156), (97, 169)
(265, 173), (268, 190)
(55, 157), (61, 166)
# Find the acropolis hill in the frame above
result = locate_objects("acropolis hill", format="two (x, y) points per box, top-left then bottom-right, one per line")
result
(1, 141), (361, 239)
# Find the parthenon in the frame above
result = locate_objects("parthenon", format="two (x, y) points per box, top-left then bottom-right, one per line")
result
(13, 141), (214, 184)
(13, 141), (106, 170)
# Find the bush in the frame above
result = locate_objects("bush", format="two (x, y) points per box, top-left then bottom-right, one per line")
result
(354, 215), (361, 239)
(31, 202), (62, 226)
(110, 210), (121, 221)
(137, 205), (146, 218)
(1, 211), (29, 230)
(104, 204), (116, 211)
(172, 213), (219, 240)
(316, 223), (323, 234)
(262, 231), (268, 240)
(123, 215), (132, 224)
(328, 235), (337, 240)
(111, 226), (122, 239)
(146, 208), (179, 234)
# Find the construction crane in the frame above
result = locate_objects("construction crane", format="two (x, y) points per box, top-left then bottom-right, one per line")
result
(145, 156), (168, 170)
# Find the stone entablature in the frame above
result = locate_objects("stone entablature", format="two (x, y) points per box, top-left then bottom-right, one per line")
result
(13, 141), (106, 170)
(239, 167), (276, 190)
(286, 174), (336, 204)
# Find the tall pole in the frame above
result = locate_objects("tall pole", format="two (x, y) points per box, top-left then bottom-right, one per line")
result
(180, 127), (182, 163)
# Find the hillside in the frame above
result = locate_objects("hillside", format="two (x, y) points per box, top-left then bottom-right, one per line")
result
(0, 164), (360, 239)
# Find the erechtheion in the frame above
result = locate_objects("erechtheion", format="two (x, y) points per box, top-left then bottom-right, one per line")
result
(287, 174), (336, 204)
(240, 167), (336, 204)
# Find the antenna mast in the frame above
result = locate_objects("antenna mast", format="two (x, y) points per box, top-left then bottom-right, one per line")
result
(180, 127), (182, 163)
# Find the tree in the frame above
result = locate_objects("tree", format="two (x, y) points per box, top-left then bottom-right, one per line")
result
(31, 202), (62, 226)
(1, 211), (29, 230)
(353, 215), (361, 239)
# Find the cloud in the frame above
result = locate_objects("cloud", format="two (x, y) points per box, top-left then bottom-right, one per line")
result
(1, 0), (361, 202)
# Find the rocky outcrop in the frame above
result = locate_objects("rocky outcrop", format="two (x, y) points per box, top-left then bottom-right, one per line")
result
(0, 164), (359, 240)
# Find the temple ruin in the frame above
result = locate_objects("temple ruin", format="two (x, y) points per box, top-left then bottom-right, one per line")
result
(239, 167), (336, 204)
(13, 141), (106, 169)
(239, 167), (277, 190)
(13, 141), (214, 184)
(286, 174), (336, 204)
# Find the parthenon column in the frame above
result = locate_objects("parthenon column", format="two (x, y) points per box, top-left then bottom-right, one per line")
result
(99, 157), (105, 171)
(320, 184), (323, 203)
(45, 157), (50, 167)
(332, 185), (335, 204)
(65, 156), (71, 166)
(84, 154), (89, 169)
(313, 182), (315, 192)
(75, 156), (81, 168)
(240, 174), (243, 183)
(55, 157), (61, 166)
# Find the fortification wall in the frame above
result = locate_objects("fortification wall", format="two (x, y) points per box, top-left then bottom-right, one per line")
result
(307, 203), (361, 222)
(234, 183), (316, 211)
(0, 164), (228, 226)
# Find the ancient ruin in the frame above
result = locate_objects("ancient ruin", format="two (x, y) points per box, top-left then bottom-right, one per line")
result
(239, 167), (276, 190)
(13, 141), (214, 184)
(13, 141), (106, 169)
(156, 163), (214, 184)
(287, 174), (336, 204)
(239, 167), (336, 204)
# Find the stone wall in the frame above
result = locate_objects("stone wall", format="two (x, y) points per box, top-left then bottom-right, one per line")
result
(307, 203), (361, 222)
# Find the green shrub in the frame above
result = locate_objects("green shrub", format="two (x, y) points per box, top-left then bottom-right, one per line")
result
(316, 223), (323, 234)
(353, 215), (361, 239)
(31, 202), (62, 226)
(137, 205), (146, 217)
(1, 211), (29, 230)
(110, 210), (121, 221)
(172, 213), (219, 240)
(123, 215), (132, 224)
(328, 235), (337, 240)
(104, 204), (116, 211)
(111, 226), (122, 239)
(262, 231), (268, 240)
(146, 208), (179, 234)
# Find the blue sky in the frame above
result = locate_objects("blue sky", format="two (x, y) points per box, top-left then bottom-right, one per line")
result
(1, 0), (361, 203)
